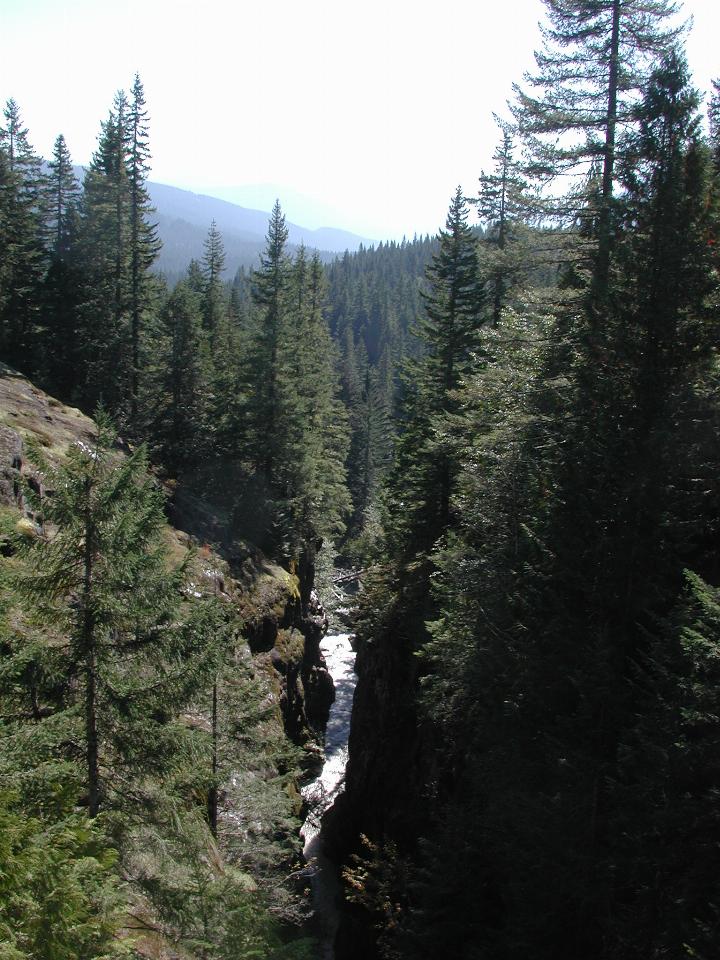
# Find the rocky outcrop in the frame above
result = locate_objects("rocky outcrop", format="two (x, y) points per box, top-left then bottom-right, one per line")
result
(261, 588), (334, 744)
(230, 561), (334, 745)
(0, 423), (23, 511)
(302, 594), (335, 730)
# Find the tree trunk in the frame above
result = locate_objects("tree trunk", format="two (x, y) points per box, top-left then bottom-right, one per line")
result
(207, 678), (218, 837)
(83, 494), (100, 817)
(593, 0), (621, 304)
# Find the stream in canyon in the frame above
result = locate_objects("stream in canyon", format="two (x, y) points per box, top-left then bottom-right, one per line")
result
(301, 632), (357, 959)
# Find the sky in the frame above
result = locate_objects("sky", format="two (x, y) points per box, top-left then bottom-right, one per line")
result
(1, 0), (718, 242)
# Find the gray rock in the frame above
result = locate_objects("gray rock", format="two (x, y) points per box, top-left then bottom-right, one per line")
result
(0, 424), (23, 508)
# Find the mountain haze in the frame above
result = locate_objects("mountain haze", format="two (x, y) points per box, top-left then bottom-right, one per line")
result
(71, 167), (375, 280)
(148, 181), (376, 279)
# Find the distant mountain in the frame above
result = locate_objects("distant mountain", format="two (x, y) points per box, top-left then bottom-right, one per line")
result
(71, 167), (375, 282)
(194, 182), (374, 237)
(148, 181), (377, 280)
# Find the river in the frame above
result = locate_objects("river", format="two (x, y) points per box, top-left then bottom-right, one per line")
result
(301, 632), (357, 959)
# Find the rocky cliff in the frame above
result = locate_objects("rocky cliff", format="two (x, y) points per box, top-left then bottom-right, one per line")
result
(321, 575), (443, 960)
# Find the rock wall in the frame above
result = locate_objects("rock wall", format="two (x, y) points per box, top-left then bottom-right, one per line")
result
(324, 610), (426, 853)
(321, 584), (442, 960)
(0, 424), (23, 510)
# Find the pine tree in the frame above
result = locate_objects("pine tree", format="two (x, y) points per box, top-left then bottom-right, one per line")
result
(346, 365), (392, 544)
(0, 99), (47, 369)
(235, 223), (350, 576)
(413, 50), (720, 959)
(708, 77), (720, 170)
(511, 0), (685, 300)
(42, 133), (81, 398)
(476, 119), (533, 325)
(19, 413), (196, 817)
(200, 218), (227, 336)
(246, 200), (291, 487)
(339, 194), (485, 897)
(75, 92), (132, 415)
(127, 74), (161, 429)
(0, 793), (126, 958)
(284, 250), (350, 584)
(154, 281), (207, 475)
(47, 133), (79, 253)
(387, 187), (484, 558)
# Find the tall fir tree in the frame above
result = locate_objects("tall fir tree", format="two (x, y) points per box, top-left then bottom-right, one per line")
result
(18, 414), (219, 818)
(339, 192), (485, 892)
(387, 186), (484, 559)
(0, 99), (47, 370)
(46, 133), (79, 253)
(42, 133), (81, 398)
(153, 280), (207, 475)
(709, 77), (720, 169)
(236, 217), (350, 577)
(476, 119), (533, 325)
(200, 218), (227, 336)
(283, 250), (350, 588)
(346, 364), (392, 542)
(246, 200), (291, 488)
(127, 74), (161, 429)
(511, 0), (685, 301)
(76, 92), (132, 415)
(412, 50), (720, 960)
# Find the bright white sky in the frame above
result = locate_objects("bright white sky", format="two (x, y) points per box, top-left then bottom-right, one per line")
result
(1, 0), (718, 241)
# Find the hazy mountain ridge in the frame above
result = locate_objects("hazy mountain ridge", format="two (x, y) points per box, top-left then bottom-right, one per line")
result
(70, 166), (375, 280)
(147, 181), (377, 279)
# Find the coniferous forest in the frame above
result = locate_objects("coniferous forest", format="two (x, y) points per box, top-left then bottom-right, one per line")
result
(1, 0), (720, 957)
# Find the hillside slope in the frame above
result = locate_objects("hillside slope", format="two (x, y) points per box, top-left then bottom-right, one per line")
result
(0, 363), (333, 956)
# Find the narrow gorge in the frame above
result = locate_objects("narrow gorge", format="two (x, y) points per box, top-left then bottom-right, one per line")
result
(302, 631), (357, 958)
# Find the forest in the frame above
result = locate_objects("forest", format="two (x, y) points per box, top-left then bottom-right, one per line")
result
(1, 0), (720, 957)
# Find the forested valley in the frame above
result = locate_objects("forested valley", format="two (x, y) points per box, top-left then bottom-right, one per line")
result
(1, 0), (720, 957)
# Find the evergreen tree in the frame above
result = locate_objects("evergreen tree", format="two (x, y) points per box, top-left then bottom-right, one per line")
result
(347, 364), (392, 542)
(207, 305), (247, 462)
(46, 133), (79, 253)
(0, 793), (126, 959)
(708, 77), (720, 169)
(282, 250), (350, 584)
(18, 413), (205, 817)
(387, 187), (484, 558)
(186, 256), (205, 294)
(338, 193), (485, 902)
(42, 134), (81, 398)
(412, 50), (720, 959)
(154, 280), (207, 474)
(511, 0), (685, 300)
(75, 92), (132, 415)
(0, 147), (9, 335)
(246, 200), (291, 487)
(200, 218), (227, 336)
(127, 74), (161, 429)
(476, 119), (533, 325)
(236, 219), (350, 576)
(0, 99), (47, 370)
